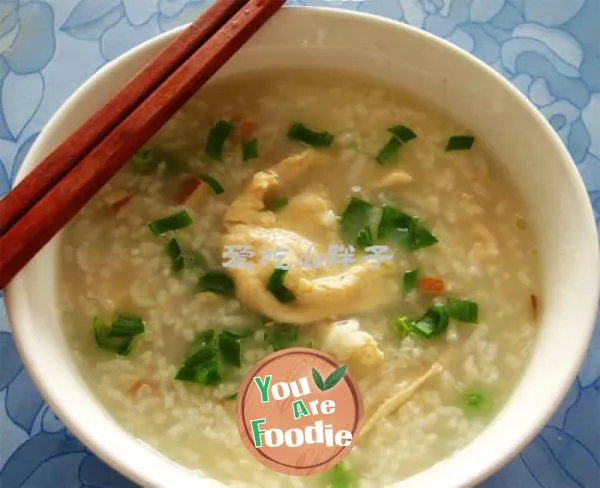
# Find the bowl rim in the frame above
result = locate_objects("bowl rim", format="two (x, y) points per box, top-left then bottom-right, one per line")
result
(5, 5), (600, 488)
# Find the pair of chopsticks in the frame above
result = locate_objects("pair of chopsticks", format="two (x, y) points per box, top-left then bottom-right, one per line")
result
(0, 0), (285, 289)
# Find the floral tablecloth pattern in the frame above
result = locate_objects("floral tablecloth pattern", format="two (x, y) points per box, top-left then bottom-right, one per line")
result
(0, 0), (599, 487)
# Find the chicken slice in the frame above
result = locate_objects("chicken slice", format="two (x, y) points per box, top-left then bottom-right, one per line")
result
(316, 319), (384, 371)
(372, 170), (413, 189)
(275, 191), (338, 244)
(223, 226), (397, 324)
(224, 149), (330, 228)
(224, 171), (278, 228)
(273, 147), (331, 182)
(222, 149), (399, 324)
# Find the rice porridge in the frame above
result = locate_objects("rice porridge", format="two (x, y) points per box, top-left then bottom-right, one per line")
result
(58, 69), (540, 487)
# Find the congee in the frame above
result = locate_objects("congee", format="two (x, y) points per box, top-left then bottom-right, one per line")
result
(58, 69), (540, 487)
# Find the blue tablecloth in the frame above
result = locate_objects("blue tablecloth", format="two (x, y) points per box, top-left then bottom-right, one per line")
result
(0, 1), (599, 486)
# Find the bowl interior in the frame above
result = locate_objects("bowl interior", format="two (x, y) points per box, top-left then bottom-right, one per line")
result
(6, 7), (599, 488)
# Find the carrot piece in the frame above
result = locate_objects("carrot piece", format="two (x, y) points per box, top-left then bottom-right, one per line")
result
(112, 195), (132, 213)
(127, 379), (153, 396)
(177, 176), (203, 204)
(419, 276), (445, 294)
(238, 119), (256, 139)
(530, 294), (539, 321)
(104, 190), (132, 214)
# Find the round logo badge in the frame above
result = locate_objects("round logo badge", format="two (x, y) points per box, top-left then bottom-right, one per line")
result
(236, 347), (363, 476)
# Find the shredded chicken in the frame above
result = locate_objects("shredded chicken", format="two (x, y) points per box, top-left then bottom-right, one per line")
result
(222, 149), (399, 324)
(361, 363), (442, 437)
(316, 319), (384, 371)
(372, 170), (413, 189)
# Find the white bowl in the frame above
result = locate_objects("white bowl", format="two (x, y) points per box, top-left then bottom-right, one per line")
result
(5, 6), (599, 488)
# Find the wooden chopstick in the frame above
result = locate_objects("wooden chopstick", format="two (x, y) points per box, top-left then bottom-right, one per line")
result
(0, 0), (285, 289)
(0, 0), (246, 237)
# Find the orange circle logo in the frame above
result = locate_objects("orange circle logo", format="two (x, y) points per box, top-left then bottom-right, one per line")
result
(236, 347), (363, 476)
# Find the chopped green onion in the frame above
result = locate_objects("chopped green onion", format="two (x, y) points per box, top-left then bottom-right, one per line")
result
(93, 317), (130, 355)
(230, 328), (255, 338)
(148, 210), (193, 236)
(391, 316), (415, 338)
(264, 324), (299, 351)
(96, 334), (132, 356)
(403, 268), (419, 295)
(199, 174), (224, 195)
(327, 462), (352, 488)
(118, 340), (133, 356)
(393, 306), (450, 339)
(447, 298), (479, 323)
(375, 138), (401, 165)
(182, 250), (207, 270)
(186, 330), (217, 366)
(108, 315), (145, 337)
(446, 135), (475, 151)
(264, 196), (289, 212)
(198, 271), (235, 296)
(175, 330), (221, 385)
(340, 197), (373, 246)
(205, 120), (234, 161)
(355, 226), (373, 249)
(164, 157), (189, 176)
(412, 303), (449, 338)
(267, 268), (295, 303)
(464, 390), (486, 407)
(411, 223), (439, 250)
(166, 238), (183, 272)
(218, 331), (242, 367)
(93, 315), (144, 356)
(376, 125), (417, 164)
(377, 205), (437, 251)
(377, 205), (414, 248)
(242, 138), (258, 161)
(166, 239), (206, 273)
(287, 122), (334, 147)
(389, 125), (417, 143)
(461, 389), (490, 415)
(175, 364), (219, 383)
(218, 330), (249, 367)
(226, 392), (238, 401)
(131, 147), (159, 174)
